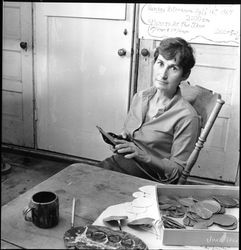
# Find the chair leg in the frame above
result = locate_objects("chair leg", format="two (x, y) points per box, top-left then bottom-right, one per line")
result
(178, 139), (204, 184)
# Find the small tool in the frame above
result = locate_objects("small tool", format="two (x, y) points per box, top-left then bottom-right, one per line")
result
(71, 197), (76, 228)
(96, 125), (142, 150)
(117, 220), (122, 231)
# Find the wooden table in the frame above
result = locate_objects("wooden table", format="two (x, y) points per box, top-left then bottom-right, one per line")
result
(1, 163), (156, 249)
(1, 163), (238, 250)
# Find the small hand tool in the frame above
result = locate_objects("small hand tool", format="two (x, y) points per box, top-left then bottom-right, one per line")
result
(71, 197), (76, 228)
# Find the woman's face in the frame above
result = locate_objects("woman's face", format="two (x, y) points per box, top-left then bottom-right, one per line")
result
(153, 53), (188, 97)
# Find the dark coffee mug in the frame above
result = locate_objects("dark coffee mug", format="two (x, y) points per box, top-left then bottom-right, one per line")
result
(23, 191), (59, 228)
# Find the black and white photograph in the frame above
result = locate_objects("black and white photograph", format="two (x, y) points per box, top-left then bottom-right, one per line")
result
(1, 2), (240, 249)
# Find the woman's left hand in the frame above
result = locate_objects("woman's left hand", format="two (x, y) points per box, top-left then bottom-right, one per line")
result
(113, 139), (151, 163)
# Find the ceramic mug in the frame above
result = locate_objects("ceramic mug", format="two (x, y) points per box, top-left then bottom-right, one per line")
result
(23, 191), (59, 228)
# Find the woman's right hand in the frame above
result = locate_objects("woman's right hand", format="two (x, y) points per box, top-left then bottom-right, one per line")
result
(110, 131), (130, 153)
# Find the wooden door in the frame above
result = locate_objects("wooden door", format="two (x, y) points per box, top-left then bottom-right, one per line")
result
(2, 2), (34, 147)
(34, 3), (135, 160)
(137, 39), (239, 183)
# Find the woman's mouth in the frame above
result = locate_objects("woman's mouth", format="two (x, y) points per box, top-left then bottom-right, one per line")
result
(155, 80), (168, 85)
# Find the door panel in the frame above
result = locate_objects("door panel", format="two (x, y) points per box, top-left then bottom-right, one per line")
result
(2, 2), (34, 147)
(187, 44), (239, 183)
(34, 3), (135, 160)
(137, 39), (239, 183)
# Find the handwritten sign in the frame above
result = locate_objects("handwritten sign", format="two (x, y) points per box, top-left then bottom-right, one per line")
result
(139, 4), (240, 46)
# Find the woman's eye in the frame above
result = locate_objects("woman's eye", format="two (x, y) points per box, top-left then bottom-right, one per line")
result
(157, 61), (164, 66)
(171, 66), (178, 71)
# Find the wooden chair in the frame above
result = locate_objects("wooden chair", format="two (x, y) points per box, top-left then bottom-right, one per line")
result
(178, 81), (225, 184)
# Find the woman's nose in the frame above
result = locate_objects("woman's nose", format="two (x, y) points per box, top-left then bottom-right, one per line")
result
(158, 67), (168, 79)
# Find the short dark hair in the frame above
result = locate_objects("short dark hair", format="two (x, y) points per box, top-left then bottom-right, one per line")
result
(154, 37), (195, 76)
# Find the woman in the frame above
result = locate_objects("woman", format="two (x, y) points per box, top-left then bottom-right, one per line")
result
(98, 37), (200, 184)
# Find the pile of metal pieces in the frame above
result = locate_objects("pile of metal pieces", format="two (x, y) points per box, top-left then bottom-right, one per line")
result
(158, 195), (239, 230)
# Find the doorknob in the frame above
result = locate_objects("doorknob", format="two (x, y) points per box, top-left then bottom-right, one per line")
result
(141, 48), (150, 57)
(118, 48), (126, 56)
(20, 42), (27, 51)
